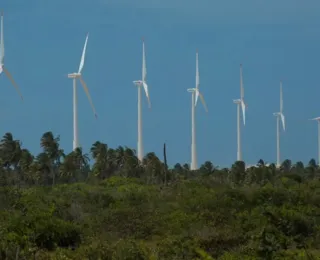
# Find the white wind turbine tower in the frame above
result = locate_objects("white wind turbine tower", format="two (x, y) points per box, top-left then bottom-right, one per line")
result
(67, 33), (97, 151)
(309, 117), (320, 165)
(273, 81), (285, 167)
(233, 64), (246, 162)
(133, 38), (151, 162)
(187, 51), (208, 170)
(0, 12), (23, 100)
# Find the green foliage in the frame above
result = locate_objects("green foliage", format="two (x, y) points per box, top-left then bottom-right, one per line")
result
(195, 248), (215, 259)
(2, 132), (320, 258)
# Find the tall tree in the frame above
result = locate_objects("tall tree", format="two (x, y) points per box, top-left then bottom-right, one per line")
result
(91, 141), (109, 179)
(60, 148), (89, 182)
(19, 148), (34, 184)
(0, 132), (22, 170)
(40, 132), (63, 186)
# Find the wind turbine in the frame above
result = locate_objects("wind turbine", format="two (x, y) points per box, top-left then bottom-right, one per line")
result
(133, 38), (151, 162)
(67, 33), (97, 151)
(0, 12), (23, 100)
(187, 50), (208, 170)
(309, 117), (320, 165)
(273, 81), (285, 167)
(233, 64), (246, 162)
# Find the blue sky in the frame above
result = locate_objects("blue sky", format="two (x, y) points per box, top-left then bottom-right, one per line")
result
(1, 0), (320, 167)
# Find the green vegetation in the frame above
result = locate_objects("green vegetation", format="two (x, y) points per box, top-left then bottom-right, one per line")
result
(1, 131), (320, 259)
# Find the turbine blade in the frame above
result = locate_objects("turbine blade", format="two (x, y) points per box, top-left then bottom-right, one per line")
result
(142, 81), (151, 108)
(280, 113), (285, 131)
(0, 11), (4, 64)
(280, 81), (283, 113)
(240, 64), (244, 99)
(196, 51), (199, 89)
(199, 92), (208, 112)
(2, 66), (23, 100)
(142, 39), (147, 82)
(79, 76), (97, 118)
(195, 89), (199, 106)
(78, 33), (89, 74)
(241, 99), (246, 125)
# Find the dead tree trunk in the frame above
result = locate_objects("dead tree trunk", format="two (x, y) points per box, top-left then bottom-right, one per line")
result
(163, 143), (168, 186)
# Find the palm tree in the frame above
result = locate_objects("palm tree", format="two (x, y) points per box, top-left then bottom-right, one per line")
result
(90, 141), (109, 179)
(280, 159), (292, 173)
(60, 148), (89, 182)
(230, 161), (246, 185)
(73, 147), (89, 170)
(109, 146), (140, 177)
(173, 163), (183, 173)
(308, 158), (317, 169)
(0, 133), (23, 186)
(143, 152), (163, 184)
(59, 152), (77, 181)
(40, 132), (63, 186)
(0, 132), (22, 170)
(122, 147), (140, 177)
(35, 152), (51, 185)
(91, 141), (108, 159)
(183, 163), (190, 171)
(19, 149), (34, 184)
(306, 158), (318, 178)
(293, 161), (304, 174)
(200, 161), (215, 175)
(114, 146), (126, 169)
(257, 159), (265, 167)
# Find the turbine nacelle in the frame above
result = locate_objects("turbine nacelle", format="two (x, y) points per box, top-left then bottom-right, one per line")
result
(68, 73), (81, 78)
(187, 88), (196, 93)
(233, 99), (241, 104)
(133, 80), (143, 86)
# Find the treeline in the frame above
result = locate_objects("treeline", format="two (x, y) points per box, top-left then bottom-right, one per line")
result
(1, 131), (320, 259)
